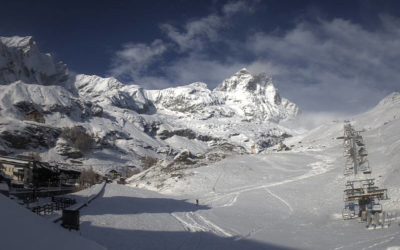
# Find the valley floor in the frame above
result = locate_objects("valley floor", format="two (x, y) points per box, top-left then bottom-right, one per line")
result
(79, 150), (400, 250)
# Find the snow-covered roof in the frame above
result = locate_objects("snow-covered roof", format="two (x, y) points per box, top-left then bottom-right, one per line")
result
(0, 156), (30, 166)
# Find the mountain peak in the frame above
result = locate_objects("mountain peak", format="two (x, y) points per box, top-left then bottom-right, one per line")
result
(215, 68), (273, 94)
(235, 68), (251, 75)
(0, 36), (34, 49)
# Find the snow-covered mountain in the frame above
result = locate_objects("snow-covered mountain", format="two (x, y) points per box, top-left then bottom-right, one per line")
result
(215, 68), (299, 122)
(0, 36), (299, 173)
(147, 68), (299, 122)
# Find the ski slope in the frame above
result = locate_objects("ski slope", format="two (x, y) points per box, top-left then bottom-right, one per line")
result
(79, 151), (399, 249)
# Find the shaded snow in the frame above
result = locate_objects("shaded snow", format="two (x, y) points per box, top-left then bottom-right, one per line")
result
(0, 194), (105, 250)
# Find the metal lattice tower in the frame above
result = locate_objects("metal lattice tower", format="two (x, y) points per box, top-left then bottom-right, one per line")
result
(339, 122), (388, 221)
(342, 123), (371, 176)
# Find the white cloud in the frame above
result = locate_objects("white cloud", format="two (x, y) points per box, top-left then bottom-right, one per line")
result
(160, 15), (223, 51)
(160, 0), (253, 52)
(281, 111), (350, 131)
(109, 39), (167, 81)
(222, 1), (254, 16)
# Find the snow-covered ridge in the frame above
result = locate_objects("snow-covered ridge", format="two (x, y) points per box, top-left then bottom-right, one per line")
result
(376, 92), (400, 107)
(146, 82), (222, 114)
(75, 74), (153, 114)
(148, 68), (299, 122)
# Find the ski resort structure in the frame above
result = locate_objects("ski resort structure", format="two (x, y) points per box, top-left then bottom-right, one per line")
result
(339, 122), (389, 228)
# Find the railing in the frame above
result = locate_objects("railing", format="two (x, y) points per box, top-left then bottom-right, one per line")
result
(52, 182), (106, 223)
(31, 197), (76, 215)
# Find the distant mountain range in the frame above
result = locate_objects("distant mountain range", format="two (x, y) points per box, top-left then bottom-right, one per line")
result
(0, 35), (299, 173)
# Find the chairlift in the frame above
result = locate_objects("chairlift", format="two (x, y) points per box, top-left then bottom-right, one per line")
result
(342, 202), (358, 220)
(370, 203), (383, 213)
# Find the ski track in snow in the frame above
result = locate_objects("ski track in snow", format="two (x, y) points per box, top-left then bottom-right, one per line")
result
(171, 212), (233, 238)
(264, 188), (293, 213)
(233, 226), (266, 241)
(362, 236), (395, 250)
(333, 231), (400, 250)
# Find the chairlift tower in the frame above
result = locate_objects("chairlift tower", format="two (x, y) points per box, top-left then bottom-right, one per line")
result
(339, 122), (388, 221)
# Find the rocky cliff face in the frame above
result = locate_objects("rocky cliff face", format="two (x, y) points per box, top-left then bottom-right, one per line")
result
(0, 36), (300, 173)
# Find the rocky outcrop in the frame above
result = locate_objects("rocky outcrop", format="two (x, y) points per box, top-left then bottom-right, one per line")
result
(55, 138), (83, 159)
(0, 123), (61, 149)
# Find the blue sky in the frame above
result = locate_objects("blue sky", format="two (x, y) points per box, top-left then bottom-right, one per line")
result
(1, 0), (400, 114)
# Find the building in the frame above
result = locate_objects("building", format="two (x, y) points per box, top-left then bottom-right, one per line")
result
(0, 156), (80, 188)
(59, 168), (81, 187)
(0, 156), (32, 187)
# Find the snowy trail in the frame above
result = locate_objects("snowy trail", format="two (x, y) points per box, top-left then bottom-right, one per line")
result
(264, 188), (293, 213)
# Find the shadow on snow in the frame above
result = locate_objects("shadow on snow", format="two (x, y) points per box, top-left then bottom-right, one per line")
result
(80, 195), (210, 215)
(80, 221), (294, 250)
